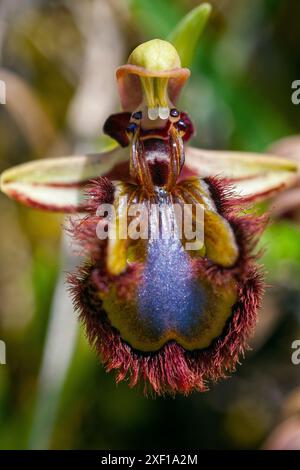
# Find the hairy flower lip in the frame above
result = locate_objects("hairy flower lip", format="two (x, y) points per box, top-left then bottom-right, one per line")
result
(70, 176), (266, 395)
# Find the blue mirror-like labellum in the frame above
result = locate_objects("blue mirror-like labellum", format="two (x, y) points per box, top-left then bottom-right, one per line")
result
(138, 237), (205, 336)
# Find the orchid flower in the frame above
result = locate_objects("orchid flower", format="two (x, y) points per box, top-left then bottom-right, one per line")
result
(1, 7), (299, 396)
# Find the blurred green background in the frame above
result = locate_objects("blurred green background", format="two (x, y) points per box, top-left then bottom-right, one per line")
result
(1, 0), (300, 450)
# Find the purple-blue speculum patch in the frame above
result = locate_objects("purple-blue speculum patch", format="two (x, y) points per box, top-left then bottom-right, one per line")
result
(137, 237), (206, 337)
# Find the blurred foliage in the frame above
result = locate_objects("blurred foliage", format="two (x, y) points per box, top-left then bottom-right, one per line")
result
(1, 0), (300, 450)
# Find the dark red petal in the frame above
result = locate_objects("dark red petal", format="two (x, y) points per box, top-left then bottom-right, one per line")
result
(103, 112), (131, 147)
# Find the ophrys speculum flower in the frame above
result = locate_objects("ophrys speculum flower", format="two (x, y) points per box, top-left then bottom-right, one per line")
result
(1, 12), (299, 395)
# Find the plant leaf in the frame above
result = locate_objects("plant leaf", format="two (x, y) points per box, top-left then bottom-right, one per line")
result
(0, 147), (128, 212)
(168, 3), (212, 68)
(184, 146), (299, 202)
